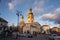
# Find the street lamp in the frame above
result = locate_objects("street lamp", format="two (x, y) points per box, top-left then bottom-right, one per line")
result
(16, 10), (22, 31)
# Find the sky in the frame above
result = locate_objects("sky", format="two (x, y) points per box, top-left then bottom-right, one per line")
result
(0, 0), (60, 28)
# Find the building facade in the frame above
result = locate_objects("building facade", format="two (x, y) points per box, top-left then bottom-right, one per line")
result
(20, 8), (41, 34)
(52, 27), (58, 32)
(0, 17), (8, 34)
(42, 25), (50, 34)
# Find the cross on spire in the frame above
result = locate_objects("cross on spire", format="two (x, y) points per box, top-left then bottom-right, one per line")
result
(30, 6), (32, 12)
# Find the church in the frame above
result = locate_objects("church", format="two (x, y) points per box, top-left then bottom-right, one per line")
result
(19, 8), (41, 34)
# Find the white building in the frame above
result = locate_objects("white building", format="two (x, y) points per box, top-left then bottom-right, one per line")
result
(0, 17), (8, 34)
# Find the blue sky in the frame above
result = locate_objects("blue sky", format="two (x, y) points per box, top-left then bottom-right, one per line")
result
(0, 0), (60, 28)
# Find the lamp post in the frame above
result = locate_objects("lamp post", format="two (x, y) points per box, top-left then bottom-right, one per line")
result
(16, 10), (22, 31)
(16, 10), (22, 39)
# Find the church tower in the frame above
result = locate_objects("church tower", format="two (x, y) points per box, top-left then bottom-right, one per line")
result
(27, 7), (34, 23)
(20, 16), (25, 33)
(20, 16), (24, 23)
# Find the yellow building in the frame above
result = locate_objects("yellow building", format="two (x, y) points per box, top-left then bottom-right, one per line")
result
(20, 8), (41, 34)
(27, 8), (34, 23)
(20, 16), (25, 33)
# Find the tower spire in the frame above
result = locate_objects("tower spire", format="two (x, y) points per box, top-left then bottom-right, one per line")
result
(21, 16), (24, 23)
(30, 6), (32, 12)
(30, 7), (32, 12)
(27, 7), (34, 23)
(20, 16), (25, 33)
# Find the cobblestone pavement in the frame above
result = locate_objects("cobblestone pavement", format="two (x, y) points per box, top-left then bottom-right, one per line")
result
(0, 34), (49, 40)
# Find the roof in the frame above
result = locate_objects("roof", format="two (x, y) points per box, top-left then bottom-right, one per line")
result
(42, 25), (50, 28)
(0, 17), (8, 23)
(43, 25), (49, 26)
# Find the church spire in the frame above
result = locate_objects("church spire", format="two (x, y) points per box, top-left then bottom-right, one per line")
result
(27, 7), (34, 23)
(22, 16), (24, 19)
(20, 16), (25, 33)
(30, 7), (32, 12)
(21, 16), (24, 23)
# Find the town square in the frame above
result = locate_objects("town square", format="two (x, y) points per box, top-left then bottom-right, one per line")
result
(0, 0), (60, 40)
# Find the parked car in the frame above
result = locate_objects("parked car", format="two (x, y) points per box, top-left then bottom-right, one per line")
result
(57, 32), (60, 36)
(49, 34), (60, 40)
(17, 34), (33, 38)
(27, 34), (33, 38)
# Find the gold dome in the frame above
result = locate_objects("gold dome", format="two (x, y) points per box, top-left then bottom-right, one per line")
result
(28, 8), (33, 14)
(27, 8), (34, 23)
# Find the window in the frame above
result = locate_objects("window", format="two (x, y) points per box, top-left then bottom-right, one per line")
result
(0, 22), (2, 27)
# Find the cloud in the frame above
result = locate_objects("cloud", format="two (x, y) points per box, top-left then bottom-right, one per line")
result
(39, 8), (60, 24)
(39, 13), (55, 21)
(8, 3), (14, 10)
(8, 0), (23, 10)
(8, 0), (17, 10)
(34, 0), (45, 8)
(33, 7), (43, 14)
(33, 0), (45, 14)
